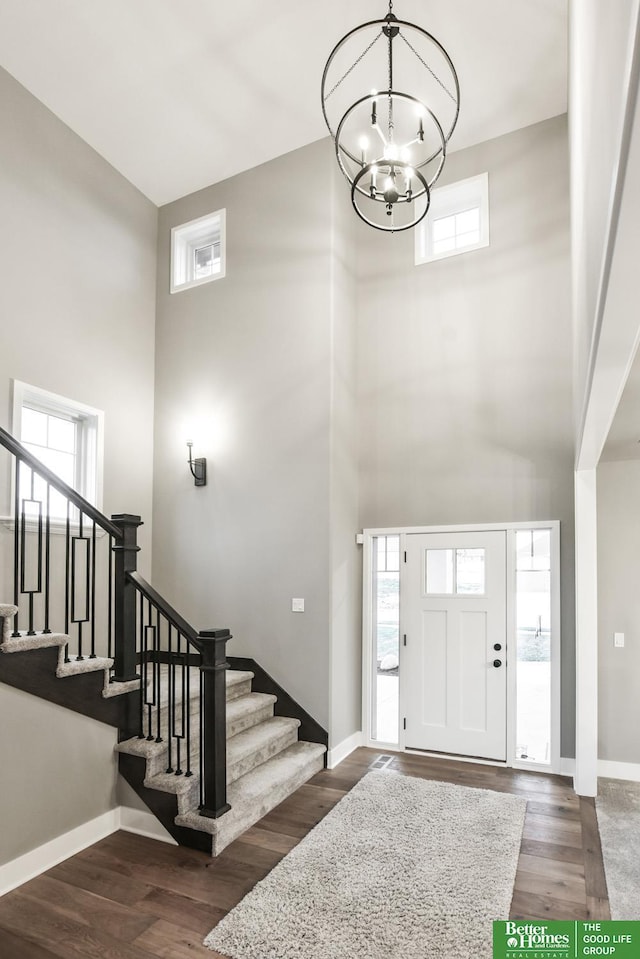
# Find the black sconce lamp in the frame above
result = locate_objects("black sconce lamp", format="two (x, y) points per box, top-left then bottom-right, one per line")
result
(187, 441), (207, 487)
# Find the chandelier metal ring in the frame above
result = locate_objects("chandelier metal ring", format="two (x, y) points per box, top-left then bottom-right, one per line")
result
(351, 162), (431, 232)
(334, 92), (447, 195)
(321, 17), (460, 154)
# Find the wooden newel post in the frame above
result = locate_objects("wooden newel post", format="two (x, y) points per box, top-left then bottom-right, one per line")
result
(111, 514), (143, 683)
(192, 627), (232, 819)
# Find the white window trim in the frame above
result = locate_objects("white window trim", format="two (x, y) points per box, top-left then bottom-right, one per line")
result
(2, 380), (105, 532)
(170, 209), (226, 294)
(360, 521), (562, 775)
(415, 172), (490, 265)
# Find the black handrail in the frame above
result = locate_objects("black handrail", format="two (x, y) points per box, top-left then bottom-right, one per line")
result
(127, 571), (198, 643)
(0, 426), (122, 539)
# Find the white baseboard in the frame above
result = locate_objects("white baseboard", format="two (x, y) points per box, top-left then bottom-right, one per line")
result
(0, 804), (177, 896)
(598, 759), (640, 782)
(119, 806), (177, 845)
(0, 807), (120, 897)
(327, 731), (363, 769)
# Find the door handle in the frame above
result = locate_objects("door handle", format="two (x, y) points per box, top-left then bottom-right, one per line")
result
(493, 659), (502, 668)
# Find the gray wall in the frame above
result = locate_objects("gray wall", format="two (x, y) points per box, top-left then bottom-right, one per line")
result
(356, 116), (576, 756)
(0, 66), (158, 865)
(328, 166), (360, 748)
(153, 140), (336, 728)
(597, 459), (640, 763)
(0, 687), (118, 864)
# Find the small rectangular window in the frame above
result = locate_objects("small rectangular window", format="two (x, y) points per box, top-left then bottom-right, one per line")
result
(171, 210), (226, 293)
(415, 172), (489, 265)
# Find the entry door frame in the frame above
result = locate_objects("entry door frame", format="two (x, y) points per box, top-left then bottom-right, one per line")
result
(361, 521), (562, 774)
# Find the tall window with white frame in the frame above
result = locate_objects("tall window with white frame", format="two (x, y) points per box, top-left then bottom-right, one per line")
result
(12, 381), (104, 521)
(515, 529), (552, 765)
(372, 535), (400, 744)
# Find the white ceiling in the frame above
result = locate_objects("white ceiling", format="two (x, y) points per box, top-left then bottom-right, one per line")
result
(0, 0), (568, 206)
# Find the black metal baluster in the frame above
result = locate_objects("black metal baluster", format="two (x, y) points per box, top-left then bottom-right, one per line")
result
(138, 591), (145, 738)
(155, 607), (163, 744)
(107, 535), (113, 663)
(43, 483), (51, 633)
(64, 500), (71, 661)
(175, 633), (184, 776)
(90, 520), (96, 657)
(185, 652), (192, 777)
(76, 512), (84, 660)
(166, 624), (174, 774)
(171, 643), (178, 773)
(146, 598), (155, 741)
(22, 468), (41, 636)
(200, 668), (205, 808)
(12, 458), (20, 636)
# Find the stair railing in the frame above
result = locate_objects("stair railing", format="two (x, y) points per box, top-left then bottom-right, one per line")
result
(0, 425), (231, 819)
(127, 572), (231, 818)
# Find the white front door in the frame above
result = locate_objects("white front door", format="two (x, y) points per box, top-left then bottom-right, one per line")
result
(402, 530), (507, 761)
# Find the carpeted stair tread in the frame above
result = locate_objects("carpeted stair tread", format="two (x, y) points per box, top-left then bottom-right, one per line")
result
(226, 669), (254, 701)
(141, 716), (304, 803)
(57, 656), (113, 678)
(227, 716), (300, 770)
(0, 604), (18, 642)
(1, 632), (68, 653)
(175, 741), (326, 855)
(103, 677), (142, 698)
(139, 667), (253, 714)
(117, 691), (279, 769)
(226, 692), (276, 737)
(138, 688), (276, 743)
(116, 736), (166, 761)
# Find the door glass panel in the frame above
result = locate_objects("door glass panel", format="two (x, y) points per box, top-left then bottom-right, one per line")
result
(455, 548), (485, 594)
(515, 529), (551, 764)
(425, 549), (454, 594)
(372, 535), (399, 743)
(425, 547), (485, 595)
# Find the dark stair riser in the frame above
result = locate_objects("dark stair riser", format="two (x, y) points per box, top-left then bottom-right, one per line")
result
(0, 645), (139, 739)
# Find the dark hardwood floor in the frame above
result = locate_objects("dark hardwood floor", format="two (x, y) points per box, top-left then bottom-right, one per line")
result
(0, 748), (610, 958)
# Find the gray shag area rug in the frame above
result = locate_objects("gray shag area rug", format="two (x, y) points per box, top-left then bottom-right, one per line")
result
(204, 769), (526, 959)
(596, 778), (640, 920)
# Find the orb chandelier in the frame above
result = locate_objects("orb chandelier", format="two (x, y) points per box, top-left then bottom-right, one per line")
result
(321, 1), (460, 232)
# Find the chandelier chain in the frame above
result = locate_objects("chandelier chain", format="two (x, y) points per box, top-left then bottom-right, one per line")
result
(324, 31), (383, 100)
(398, 31), (457, 103)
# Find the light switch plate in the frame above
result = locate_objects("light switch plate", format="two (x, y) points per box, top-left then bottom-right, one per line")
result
(292, 598), (305, 613)
(614, 632), (625, 648)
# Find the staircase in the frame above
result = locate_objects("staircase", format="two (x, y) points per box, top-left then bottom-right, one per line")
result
(116, 665), (326, 855)
(0, 605), (326, 856)
(0, 425), (327, 859)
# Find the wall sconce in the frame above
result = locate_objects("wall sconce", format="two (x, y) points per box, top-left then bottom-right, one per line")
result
(187, 441), (207, 487)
